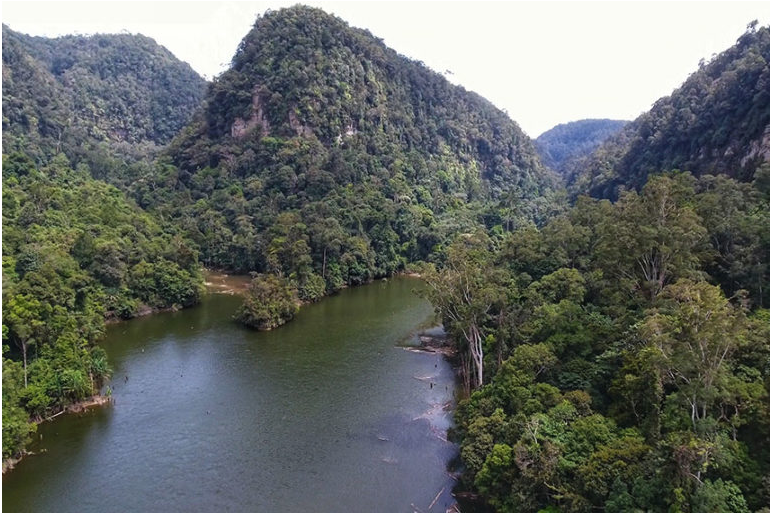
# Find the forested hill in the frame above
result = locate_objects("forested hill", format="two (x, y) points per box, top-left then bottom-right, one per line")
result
(171, 6), (549, 196)
(2, 26), (207, 459)
(568, 23), (770, 199)
(2, 25), (206, 171)
(534, 119), (627, 175)
(138, 6), (557, 290)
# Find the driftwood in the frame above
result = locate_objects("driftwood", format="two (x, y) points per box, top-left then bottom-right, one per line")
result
(44, 410), (66, 422)
(428, 487), (445, 510)
(452, 491), (481, 501)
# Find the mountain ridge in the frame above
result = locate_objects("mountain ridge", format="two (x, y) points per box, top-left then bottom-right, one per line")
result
(138, 5), (559, 286)
(567, 23), (770, 199)
(2, 24), (207, 171)
(534, 118), (628, 176)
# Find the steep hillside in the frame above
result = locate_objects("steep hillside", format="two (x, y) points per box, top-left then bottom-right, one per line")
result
(2, 25), (206, 173)
(535, 119), (627, 175)
(569, 24), (769, 199)
(139, 6), (558, 292)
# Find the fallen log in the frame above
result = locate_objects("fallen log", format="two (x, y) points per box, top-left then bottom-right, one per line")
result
(428, 487), (444, 510)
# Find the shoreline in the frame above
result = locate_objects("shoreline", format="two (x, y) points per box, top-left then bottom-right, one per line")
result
(210, 268), (426, 330)
(105, 304), (179, 325)
(3, 395), (113, 475)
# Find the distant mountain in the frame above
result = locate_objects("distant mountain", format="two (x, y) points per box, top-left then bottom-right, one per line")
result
(2, 25), (206, 173)
(569, 24), (770, 199)
(139, 6), (557, 287)
(534, 119), (628, 175)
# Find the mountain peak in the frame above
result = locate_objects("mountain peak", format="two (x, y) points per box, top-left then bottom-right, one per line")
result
(172, 5), (551, 199)
(2, 25), (207, 168)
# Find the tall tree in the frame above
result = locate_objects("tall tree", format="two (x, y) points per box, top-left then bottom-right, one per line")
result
(424, 231), (506, 392)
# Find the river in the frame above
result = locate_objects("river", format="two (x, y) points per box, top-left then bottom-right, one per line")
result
(2, 277), (459, 512)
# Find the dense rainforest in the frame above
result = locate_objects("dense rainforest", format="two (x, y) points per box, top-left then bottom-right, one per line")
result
(425, 169), (769, 512)
(2, 27), (206, 460)
(131, 5), (560, 298)
(534, 119), (628, 176)
(422, 21), (769, 513)
(2, 152), (204, 458)
(1, 24), (206, 175)
(1, 7), (770, 513)
(568, 23), (770, 200)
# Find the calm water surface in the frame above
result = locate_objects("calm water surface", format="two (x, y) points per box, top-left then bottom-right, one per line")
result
(3, 277), (458, 512)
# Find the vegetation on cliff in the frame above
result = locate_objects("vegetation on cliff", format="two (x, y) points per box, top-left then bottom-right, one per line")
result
(568, 23), (769, 199)
(130, 6), (559, 301)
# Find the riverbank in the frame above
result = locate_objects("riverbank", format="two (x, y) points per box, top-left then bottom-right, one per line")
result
(3, 276), (459, 512)
(203, 269), (252, 295)
(3, 395), (113, 474)
(401, 324), (456, 358)
(105, 304), (180, 324)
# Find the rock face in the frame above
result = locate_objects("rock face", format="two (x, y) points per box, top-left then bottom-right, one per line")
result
(231, 86), (271, 138)
(175, 5), (553, 200)
(567, 25), (770, 199)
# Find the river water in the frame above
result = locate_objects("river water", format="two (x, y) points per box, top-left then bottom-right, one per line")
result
(3, 277), (459, 512)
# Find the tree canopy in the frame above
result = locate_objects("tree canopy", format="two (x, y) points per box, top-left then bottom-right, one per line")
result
(568, 24), (770, 199)
(426, 171), (769, 512)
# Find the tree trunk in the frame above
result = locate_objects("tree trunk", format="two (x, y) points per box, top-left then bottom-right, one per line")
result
(22, 341), (28, 388)
(468, 325), (484, 389)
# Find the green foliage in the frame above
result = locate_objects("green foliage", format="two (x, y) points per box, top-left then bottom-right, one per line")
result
(695, 167), (770, 307)
(297, 273), (326, 302)
(2, 346), (36, 459)
(2, 156), (203, 458)
(2, 24), (206, 176)
(423, 231), (508, 392)
(693, 479), (749, 512)
(428, 173), (769, 511)
(236, 274), (299, 330)
(570, 24), (770, 199)
(535, 119), (628, 175)
(1, 9), (768, 507)
(131, 6), (556, 294)
(639, 280), (747, 434)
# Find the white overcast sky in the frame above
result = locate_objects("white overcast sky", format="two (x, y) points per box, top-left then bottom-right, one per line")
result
(2, 1), (770, 137)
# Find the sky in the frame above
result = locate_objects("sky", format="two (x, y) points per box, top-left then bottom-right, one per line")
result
(2, 1), (770, 137)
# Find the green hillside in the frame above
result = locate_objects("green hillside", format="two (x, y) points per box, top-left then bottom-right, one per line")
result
(136, 6), (558, 296)
(535, 119), (628, 175)
(2, 25), (206, 174)
(569, 24), (769, 199)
